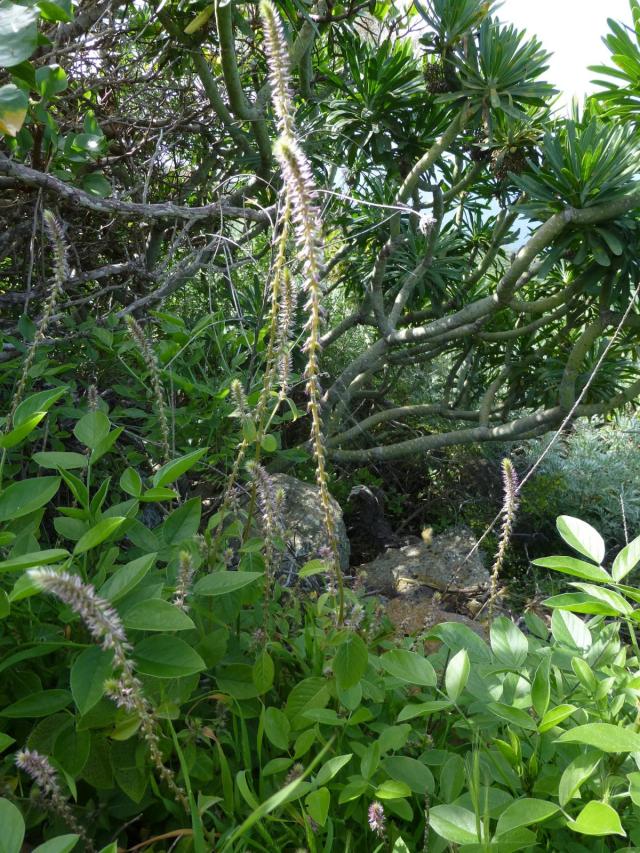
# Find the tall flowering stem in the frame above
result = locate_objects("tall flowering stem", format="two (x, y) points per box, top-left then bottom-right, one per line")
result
(488, 459), (520, 618)
(29, 569), (189, 809)
(5, 211), (67, 433)
(15, 749), (94, 851)
(125, 315), (171, 462)
(261, 0), (345, 622)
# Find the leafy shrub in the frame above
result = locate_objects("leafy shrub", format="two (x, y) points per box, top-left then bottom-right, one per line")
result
(518, 418), (640, 552)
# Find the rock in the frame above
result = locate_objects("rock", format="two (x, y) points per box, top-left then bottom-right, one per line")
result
(360, 526), (490, 596)
(386, 597), (487, 642)
(267, 473), (350, 572)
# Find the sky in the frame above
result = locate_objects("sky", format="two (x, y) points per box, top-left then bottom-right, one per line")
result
(501, 0), (633, 109)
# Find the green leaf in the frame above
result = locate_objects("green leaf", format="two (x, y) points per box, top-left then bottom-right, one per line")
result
(119, 468), (142, 497)
(613, 534), (640, 582)
(556, 516), (605, 565)
(333, 632), (368, 689)
(123, 599), (195, 631)
(133, 635), (205, 678)
(445, 648), (469, 701)
(567, 801), (625, 836)
(486, 703), (537, 731)
(533, 555), (611, 583)
(73, 517), (125, 555)
(0, 2), (37, 67)
(264, 706), (290, 750)
(140, 487), (177, 502)
(0, 689), (71, 717)
(252, 651), (274, 694)
(260, 434), (277, 453)
(37, 0), (73, 22)
(397, 700), (453, 721)
(382, 756), (435, 795)
(375, 779), (411, 799)
(99, 553), (156, 603)
(298, 559), (327, 578)
(551, 609), (591, 650)
(82, 172), (111, 198)
(90, 426), (123, 464)
(315, 754), (352, 786)
(0, 798), (25, 853)
(71, 646), (114, 715)
(532, 656), (551, 718)
(162, 498), (201, 545)
(0, 548), (69, 573)
(73, 411), (111, 450)
(495, 798), (558, 835)
(32, 835), (79, 853)
(306, 787), (330, 827)
(0, 477), (60, 522)
(0, 411), (46, 447)
(490, 616), (528, 667)
(32, 451), (87, 469)
(429, 805), (479, 845)
(193, 571), (263, 597)
(35, 64), (67, 97)
(380, 649), (437, 686)
(14, 387), (67, 426)
(556, 722), (640, 752)
(559, 751), (601, 807)
(538, 703), (578, 733)
(152, 448), (208, 488)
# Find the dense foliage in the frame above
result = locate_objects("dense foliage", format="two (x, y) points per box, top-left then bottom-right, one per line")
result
(2, 0), (640, 850)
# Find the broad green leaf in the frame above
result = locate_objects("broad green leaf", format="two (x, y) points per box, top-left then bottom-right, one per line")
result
(559, 751), (601, 807)
(397, 700), (453, 721)
(82, 173), (111, 198)
(495, 798), (558, 835)
(193, 571), (263, 596)
(133, 635), (205, 678)
(252, 651), (274, 694)
(445, 648), (469, 701)
(334, 632), (368, 689)
(0, 2), (37, 67)
(0, 476), (60, 521)
(0, 797), (25, 853)
(152, 447), (208, 488)
(532, 656), (551, 718)
(556, 723), (640, 752)
(382, 756), (435, 795)
(569, 582), (632, 615)
(35, 64), (67, 97)
(99, 553), (156, 603)
(90, 426), (123, 464)
(264, 706), (290, 750)
(285, 677), (330, 729)
(73, 517), (125, 555)
(551, 609), (591, 650)
(37, 0), (73, 21)
(490, 617), (528, 668)
(32, 451), (87, 469)
(533, 555), (611, 583)
(119, 467), (142, 497)
(73, 411), (111, 450)
(260, 434), (277, 453)
(71, 646), (114, 715)
(539, 703), (578, 733)
(0, 689), (71, 717)
(0, 548), (69, 573)
(557, 516), (605, 565)
(427, 621), (491, 662)
(123, 599), (195, 631)
(545, 592), (619, 616)
(298, 559), (327, 578)
(567, 801), (625, 836)
(306, 787), (330, 827)
(429, 804), (479, 845)
(140, 487), (177, 502)
(162, 497), (201, 545)
(0, 411), (46, 448)
(380, 649), (437, 687)
(375, 779), (411, 799)
(613, 534), (640, 582)
(315, 754), (352, 786)
(13, 387), (67, 426)
(486, 703), (537, 731)
(33, 836), (80, 853)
